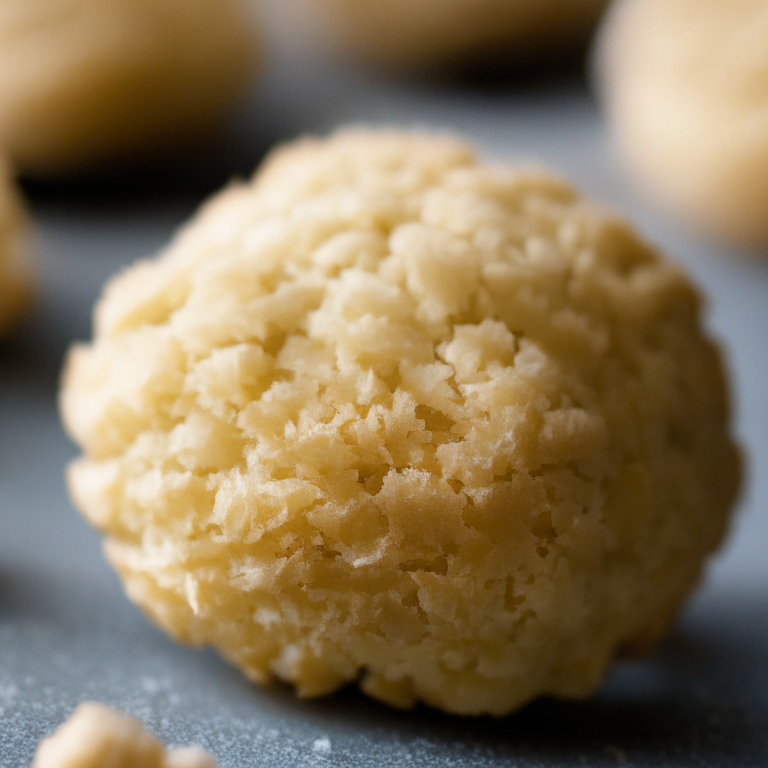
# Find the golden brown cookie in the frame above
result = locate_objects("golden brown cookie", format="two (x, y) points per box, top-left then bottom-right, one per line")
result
(61, 129), (740, 715)
(595, 0), (768, 247)
(0, 0), (259, 175)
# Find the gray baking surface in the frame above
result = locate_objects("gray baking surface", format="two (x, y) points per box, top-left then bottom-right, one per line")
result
(1, 47), (767, 767)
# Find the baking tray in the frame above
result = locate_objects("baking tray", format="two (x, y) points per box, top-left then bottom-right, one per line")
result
(1, 46), (767, 767)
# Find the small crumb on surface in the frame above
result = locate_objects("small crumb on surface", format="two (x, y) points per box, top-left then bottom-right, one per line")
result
(313, 736), (332, 754)
(31, 701), (216, 768)
(164, 746), (218, 768)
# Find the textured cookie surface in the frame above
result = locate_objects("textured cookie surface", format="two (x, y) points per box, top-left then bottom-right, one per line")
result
(0, 0), (258, 174)
(0, 160), (32, 335)
(32, 702), (216, 768)
(61, 130), (740, 715)
(596, 0), (768, 247)
(272, 0), (609, 70)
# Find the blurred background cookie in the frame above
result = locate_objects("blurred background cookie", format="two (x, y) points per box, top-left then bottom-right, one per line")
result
(268, 0), (610, 72)
(595, 0), (768, 248)
(60, 129), (739, 716)
(0, 160), (32, 336)
(0, 0), (260, 176)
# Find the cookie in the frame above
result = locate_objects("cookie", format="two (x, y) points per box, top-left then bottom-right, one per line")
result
(271, 0), (609, 71)
(0, 0), (259, 175)
(32, 702), (216, 768)
(61, 129), (740, 715)
(595, 0), (768, 247)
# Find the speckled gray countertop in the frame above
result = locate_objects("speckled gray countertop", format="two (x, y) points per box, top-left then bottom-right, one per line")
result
(1, 42), (767, 768)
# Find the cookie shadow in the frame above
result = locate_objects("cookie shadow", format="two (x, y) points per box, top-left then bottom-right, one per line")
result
(16, 84), (285, 214)
(257, 596), (768, 766)
(0, 323), (62, 398)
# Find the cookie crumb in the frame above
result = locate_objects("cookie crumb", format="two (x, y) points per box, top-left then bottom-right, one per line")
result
(32, 702), (215, 768)
(312, 737), (332, 754)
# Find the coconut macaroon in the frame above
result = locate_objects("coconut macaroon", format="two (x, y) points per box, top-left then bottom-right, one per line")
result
(33, 702), (216, 768)
(0, 160), (32, 336)
(595, 0), (768, 248)
(270, 0), (609, 71)
(0, 0), (259, 175)
(61, 130), (740, 716)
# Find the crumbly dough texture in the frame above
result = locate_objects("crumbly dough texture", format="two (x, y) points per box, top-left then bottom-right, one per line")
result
(61, 129), (740, 716)
(595, 0), (768, 247)
(272, 0), (609, 70)
(0, 159), (32, 336)
(32, 702), (216, 768)
(0, 0), (258, 175)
